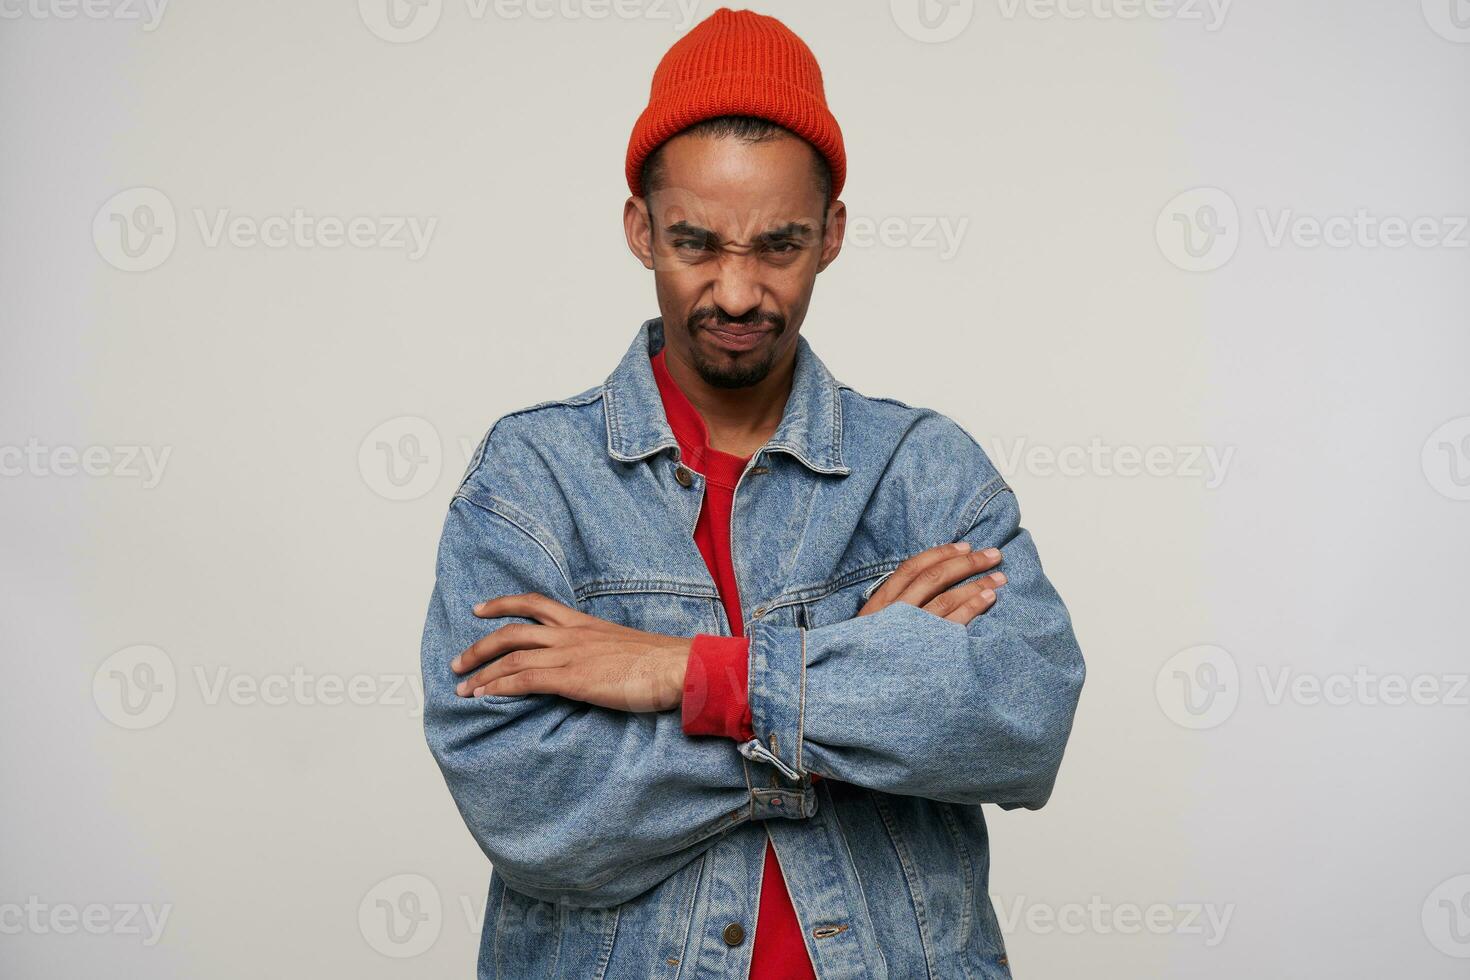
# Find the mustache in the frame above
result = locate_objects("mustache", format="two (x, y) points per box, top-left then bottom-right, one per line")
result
(688, 308), (785, 333)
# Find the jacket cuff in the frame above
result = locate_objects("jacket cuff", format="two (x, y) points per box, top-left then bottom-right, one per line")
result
(681, 635), (754, 740)
(744, 620), (808, 779)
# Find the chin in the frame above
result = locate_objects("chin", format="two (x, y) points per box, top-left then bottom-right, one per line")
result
(693, 346), (777, 389)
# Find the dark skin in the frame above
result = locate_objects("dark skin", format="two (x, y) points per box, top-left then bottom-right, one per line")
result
(623, 131), (839, 457)
(454, 131), (1006, 709)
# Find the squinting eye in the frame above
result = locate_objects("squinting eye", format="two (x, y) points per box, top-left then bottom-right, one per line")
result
(766, 242), (799, 254)
(673, 239), (709, 251)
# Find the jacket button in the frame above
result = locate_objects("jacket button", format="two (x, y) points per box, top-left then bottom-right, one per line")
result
(674, 465), (693, 487)
(722, 922), (745, 946)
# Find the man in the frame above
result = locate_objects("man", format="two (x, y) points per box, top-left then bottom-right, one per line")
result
(421, 8), (1084, 978)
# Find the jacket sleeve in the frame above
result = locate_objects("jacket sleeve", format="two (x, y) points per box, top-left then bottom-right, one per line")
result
(421, 492), (800, 909)
(742, 476), (1086, 809)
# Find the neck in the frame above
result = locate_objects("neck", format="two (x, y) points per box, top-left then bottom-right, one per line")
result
(661, 344), (794, 459)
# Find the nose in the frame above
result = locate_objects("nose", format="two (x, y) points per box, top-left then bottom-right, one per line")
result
(711, 253), (762, 320)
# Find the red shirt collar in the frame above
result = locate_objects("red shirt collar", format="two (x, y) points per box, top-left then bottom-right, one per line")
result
(650, 347), (750, 489)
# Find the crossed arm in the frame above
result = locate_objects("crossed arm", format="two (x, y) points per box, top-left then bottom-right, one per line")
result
(451, 539), (1009, 716)
(421, 481), (1084, 906)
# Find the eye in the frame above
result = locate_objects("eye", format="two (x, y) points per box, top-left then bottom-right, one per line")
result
(763, 241), (803, 257)
(673, 239), (710, 251)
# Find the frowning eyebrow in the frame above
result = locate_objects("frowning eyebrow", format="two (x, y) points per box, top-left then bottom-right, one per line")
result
(664, 220), (816, 247)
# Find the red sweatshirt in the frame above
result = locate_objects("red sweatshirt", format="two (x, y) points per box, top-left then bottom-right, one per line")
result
(651, 347), (817, 980)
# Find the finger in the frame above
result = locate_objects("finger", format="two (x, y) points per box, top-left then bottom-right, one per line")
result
(890, 547), (1003, 609)
(453, 622), (567, 675)
(946, 587), (993, 625)
(472, 667), (567, 699)
(457, 646), (571, 696)
(940, 588), (997, 625)
(861, 542), (973, 614)
(474, 592), (580, 627)
(922, 572), (1007, 619)
(475, 593), (638, 641)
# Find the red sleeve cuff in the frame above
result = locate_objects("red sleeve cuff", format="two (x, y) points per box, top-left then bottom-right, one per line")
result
(681, 634), (754, 741)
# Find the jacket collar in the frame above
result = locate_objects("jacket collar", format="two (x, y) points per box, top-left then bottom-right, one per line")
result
(603, 317), (851, 476)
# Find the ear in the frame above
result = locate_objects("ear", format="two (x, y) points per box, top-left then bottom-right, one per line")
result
(623, 196), (655, 271)
(816, 199), (846, 275)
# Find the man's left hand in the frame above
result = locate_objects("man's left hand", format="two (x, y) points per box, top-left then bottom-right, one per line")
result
(452, 593), (691, 712)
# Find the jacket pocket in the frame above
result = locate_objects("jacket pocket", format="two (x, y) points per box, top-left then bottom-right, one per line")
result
(799, 563), (903, 628)
(490, 868), (620, 980)
(579, 587), (721, 636)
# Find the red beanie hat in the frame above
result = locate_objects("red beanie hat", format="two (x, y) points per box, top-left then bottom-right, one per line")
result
(625, 7), (846, 205)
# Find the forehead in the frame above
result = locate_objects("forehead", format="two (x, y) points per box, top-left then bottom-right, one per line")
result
(650, 132), (825, 237)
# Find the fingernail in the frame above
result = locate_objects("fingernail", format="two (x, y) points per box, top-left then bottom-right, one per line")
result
(451, 657), (462, 672)
(473, 687), (485, 697)
(981, 589), (995, 601)
(984, 548), (1001, 560)
(954, 542), (971, 552)
(992, 572), (1007, 586)
(473, 602), (486, 615)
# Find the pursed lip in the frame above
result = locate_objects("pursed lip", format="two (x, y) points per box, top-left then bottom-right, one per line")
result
(702, 322), (770, 335)
(702, 323), (774, 350)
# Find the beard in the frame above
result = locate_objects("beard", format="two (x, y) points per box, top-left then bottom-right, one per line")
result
(684, 307), (787, 390)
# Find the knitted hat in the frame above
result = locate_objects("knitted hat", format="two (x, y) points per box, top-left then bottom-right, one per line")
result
(625, 7), (846, 205)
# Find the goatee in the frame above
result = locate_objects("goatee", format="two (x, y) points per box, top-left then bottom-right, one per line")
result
(685, 310), (785, 389)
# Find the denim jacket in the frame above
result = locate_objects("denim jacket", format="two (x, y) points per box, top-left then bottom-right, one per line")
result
(421, 317), (1085, 979)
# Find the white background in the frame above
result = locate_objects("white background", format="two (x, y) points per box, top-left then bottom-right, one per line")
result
(2, 0), (1468, 976)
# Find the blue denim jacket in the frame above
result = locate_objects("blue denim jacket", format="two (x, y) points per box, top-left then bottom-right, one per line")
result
(421, 317), (1085, 979)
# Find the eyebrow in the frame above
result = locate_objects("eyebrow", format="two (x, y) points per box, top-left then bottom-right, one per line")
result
(664, 220), (815, 247)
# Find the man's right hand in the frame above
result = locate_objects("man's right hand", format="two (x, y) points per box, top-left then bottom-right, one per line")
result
(857, 542), (1006, 624)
